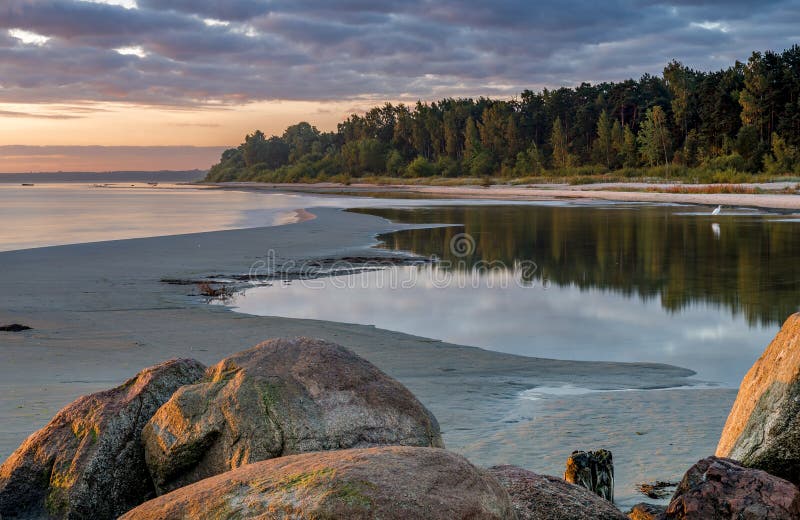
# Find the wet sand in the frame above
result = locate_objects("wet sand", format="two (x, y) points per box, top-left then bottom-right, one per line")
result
(0, 206), (736, 509)
(215, 181), (800, 211)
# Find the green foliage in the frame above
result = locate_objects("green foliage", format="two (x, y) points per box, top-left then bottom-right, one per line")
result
(735, 126), (766, 172)
(468, 150), (496, 177)
(594, 110), (613, 168)
(704, 153), (747, 173)
(463, 116), (481, 161)
(549, 117), (573, 169)
(638, 106), (671, 168)
(385, 149), (405, 176)
(405, 156), (437, 178)
(514, 143), (545, 177)
(342, 138), (386, 175)
(204, 45), (800, 183)
(436, 155), (461, 177)
(622, 126), (639, 168)
(242, 130), (290, 169)
(682, 129), (699, 167)
(764, 133), (799, 174)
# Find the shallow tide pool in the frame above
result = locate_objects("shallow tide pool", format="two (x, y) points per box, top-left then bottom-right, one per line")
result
(226, 203), (800, 387)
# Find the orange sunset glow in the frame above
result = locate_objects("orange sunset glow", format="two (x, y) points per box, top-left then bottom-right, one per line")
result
(0, 100), (381, 172)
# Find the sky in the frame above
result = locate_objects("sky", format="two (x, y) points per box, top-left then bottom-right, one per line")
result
(0, 0), (797, 172)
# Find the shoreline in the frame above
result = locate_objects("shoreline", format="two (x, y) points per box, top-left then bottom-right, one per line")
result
(0, 204), (735, 509)
(207, 181), (800, 212)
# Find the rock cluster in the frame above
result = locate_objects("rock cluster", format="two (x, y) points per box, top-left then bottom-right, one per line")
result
(649, 313), (800, 520)
(0, 338), (455, 519)
(7, 314), (800, 520)
(0, 358), (206, 520)
(716, 312), (800, 484)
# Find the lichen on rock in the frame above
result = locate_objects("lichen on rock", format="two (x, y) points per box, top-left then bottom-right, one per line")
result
(122, 446), (513, 520)
(142, 337), (444, 494)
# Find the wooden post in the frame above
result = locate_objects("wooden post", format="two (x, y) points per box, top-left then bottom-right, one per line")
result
(564, 449), (614, 502)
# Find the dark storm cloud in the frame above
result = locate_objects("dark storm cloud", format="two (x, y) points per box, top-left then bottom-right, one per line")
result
(0, 0), (795, 107)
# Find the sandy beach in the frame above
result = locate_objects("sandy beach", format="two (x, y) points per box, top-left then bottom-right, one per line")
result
(213, 181), (800, 211)
(0, 201), (738, 509)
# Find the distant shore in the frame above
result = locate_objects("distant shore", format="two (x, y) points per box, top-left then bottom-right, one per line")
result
(207, 181), (800, 211)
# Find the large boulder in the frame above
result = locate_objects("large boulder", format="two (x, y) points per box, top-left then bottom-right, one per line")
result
(716, 313), (800, 483)
(488, 465), (627, 520)
(0, 358), (206, 520)
(142, 337), (444, 494)
(122, 446), (513, 519)
(664, 456), (800, 519)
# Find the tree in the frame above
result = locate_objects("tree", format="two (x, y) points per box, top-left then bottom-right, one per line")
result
(478, 104), (512, 158)
(406, 156), (437, 177)
(469, 150), (496, 177)
(622, 125), (638, 167)
(611, 120), (624, 166)
(763, 132), (798, 174)
(594, 110), (613, 168)
(242, 130), (267, 167)
(740, 52), (769, 140)
(514, 143), (545, 176)
(282, 122), (321, 161)
(550, 117), (572, 169)
(385, 149), (405, 176)
(341, 138), (386, 175)
(464, 116), (481, 160)
(683, 129), (699, 167)
(206, 45), (800, 183)
(443, 110), (462, 158)
(638, 106), (671, 169)
(504, 114), (522, 158)
(663, 60), (694, 141)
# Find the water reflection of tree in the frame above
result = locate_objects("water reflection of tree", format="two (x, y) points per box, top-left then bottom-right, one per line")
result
(352, 206), (800, 327)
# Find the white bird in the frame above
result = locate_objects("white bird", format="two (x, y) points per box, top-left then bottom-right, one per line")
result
(711, 205), (722, 215)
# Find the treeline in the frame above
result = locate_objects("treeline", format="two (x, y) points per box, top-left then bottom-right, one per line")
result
(206, 46), (800, 183)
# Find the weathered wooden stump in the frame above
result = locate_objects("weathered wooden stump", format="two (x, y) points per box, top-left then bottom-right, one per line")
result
(564, 449), (614, 502)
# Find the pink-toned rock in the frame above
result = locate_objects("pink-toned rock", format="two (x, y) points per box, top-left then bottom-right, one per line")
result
(0, 359), (206, 520)
(122, 447), (513, 520)
(664, 456), (800, 519)
(716, 313), (800, 483)
(488, 465), (626, 520)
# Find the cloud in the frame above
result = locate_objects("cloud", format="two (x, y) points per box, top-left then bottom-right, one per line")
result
(0, 109), (81, 119)
(0, 0), (796, 107)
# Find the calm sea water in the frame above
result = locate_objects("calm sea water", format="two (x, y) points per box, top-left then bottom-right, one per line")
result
(0, 183), (502, 251)
(3, 184), (796, 386)
(0, 184), (353, 251)
(229, 203), (800, 387)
